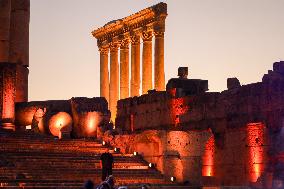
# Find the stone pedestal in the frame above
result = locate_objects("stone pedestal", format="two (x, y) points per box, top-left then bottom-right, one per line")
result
(109, 43), (119, 122)
(0, 0), (11, 63)
(154, 31), (165, 91)
(142, 31), (153, 94)
(99, 47), (109, 105)
(130, 35), (140, 97)
(120, 39), (129, 99)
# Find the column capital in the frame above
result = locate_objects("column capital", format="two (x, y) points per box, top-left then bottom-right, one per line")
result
(109, 42), (120, 52)
(153, 19), (166, 34)
(141, 30), (153, 42)
(130, 35), (140, 45)
(154, 30), (164, 38)
(99, 46), (109, 55)
(120, 38), (130, 49)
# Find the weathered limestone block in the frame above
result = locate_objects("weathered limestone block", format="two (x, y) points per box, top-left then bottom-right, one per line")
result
(116, 91), (194, 131)
(48, 112), (72, 138)
(178, 67), (188, 79)
(273, 61), (284, 75)
(70, 97), (110, 138)
(31, 107), (46, 133)
(15, 100), (71, 129)
(227, 77), (240, 90)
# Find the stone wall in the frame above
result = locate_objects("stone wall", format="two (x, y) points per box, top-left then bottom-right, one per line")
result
(70, 97), (110, 138)
(116, 62), (284, 134)
(113, 62), (284, 187)
(103, 124), (268, 186)
(15, 97), (110, 138)
(103, 130), (211, 185)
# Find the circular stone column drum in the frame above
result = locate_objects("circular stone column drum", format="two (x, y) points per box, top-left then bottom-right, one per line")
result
(48, 112), (72, 138)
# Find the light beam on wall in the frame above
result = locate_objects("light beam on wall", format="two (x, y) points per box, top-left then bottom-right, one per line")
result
(246, 122), (265, 182)
(202, 135), (215, 176)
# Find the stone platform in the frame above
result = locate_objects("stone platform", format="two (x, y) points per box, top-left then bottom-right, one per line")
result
(0, 129), (192, 188)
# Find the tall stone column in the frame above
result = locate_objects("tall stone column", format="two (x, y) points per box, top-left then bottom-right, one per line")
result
(0, 0), (11, 63)
(154, 30), (165, 91)
(109, 42), (119, 122)
(10, 0), (30, 102)
(0, 63), (16, 131)
(120, 38), (130, 99)
(99, 46), (109, 105)
(142, 31), (153, 94)
(130, 35), (140, 97)
(9, 0), (30, 67)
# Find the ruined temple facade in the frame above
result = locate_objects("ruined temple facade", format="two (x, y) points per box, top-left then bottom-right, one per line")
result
(92, 2), (167, 122)
(110, 62), (284, 187)
(0, 0), (30, 130)
(1, 1), (284, 188)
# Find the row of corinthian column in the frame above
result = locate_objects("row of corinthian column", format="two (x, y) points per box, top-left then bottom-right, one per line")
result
(99, 30), (165, 122)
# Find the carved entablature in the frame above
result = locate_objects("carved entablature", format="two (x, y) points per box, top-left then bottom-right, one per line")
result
(92, 2), (167, 48)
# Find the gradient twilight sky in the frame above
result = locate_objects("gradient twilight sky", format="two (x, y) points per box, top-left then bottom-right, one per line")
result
(29, 0), (284, 101)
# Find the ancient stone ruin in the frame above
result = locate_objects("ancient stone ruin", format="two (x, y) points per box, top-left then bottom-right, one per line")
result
(92, 2), (167, 121)
(1, 1), (284, 188)
(112, 63), (284, 186)
(0, 0), (29, 130)
(15, 97), (110, 138)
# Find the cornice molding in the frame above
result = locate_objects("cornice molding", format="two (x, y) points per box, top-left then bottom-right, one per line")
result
(92, 2), (167, 47)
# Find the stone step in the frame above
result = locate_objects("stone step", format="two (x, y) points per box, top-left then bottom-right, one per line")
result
(2, 151), (138, 157)
(0, 177), (166, 184)
(0, 130), (169, 187)
(3, 157), (145, 163)
(6, 164), (149, 169)
(0, 169), (158, 174)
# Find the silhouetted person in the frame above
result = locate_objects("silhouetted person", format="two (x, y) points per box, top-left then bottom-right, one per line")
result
(100, 149), (114, 181)
(84, 180), (94, 189)
(96, 175), (115, 189)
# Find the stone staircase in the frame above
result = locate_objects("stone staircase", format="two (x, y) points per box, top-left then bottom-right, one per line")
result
(0, 129), (192, 188)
